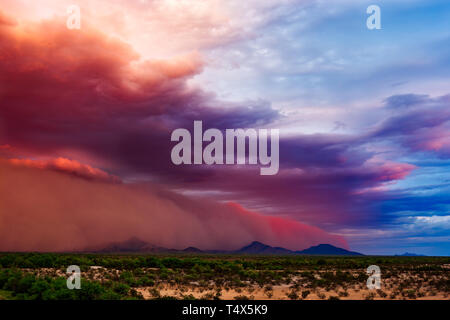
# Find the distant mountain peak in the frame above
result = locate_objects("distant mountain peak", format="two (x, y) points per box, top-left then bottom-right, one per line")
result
(88, 238), (363, 256)
(235, 241), (363, 256)
(240, 241), (270, 250)
(236, 241), (292, 255)
(249, 241), (266, 246)
(92, 237), (163, 253)
(396, 252), (426, 257)
(317, 244), (336, 248)
(183, 246), (203, 253)
(296, 243), (363, 256)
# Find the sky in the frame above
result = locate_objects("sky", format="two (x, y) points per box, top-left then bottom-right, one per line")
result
(0, 0), (449, 255)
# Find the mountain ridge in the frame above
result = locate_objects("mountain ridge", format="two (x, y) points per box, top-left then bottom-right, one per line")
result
(89, 238), (364, 256)
(395, 252), (426, 257)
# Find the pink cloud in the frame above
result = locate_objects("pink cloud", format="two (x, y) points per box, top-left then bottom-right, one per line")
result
(375, 162), (417, 182)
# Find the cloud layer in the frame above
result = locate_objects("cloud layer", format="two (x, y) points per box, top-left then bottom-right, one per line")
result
(1, 1), (449, 255)
(0, 162), (346, 252)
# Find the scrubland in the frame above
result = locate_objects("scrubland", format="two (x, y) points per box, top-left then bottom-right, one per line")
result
(0, 253), (448, 300)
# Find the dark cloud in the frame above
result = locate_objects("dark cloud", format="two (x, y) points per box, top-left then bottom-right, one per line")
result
(383, 94), (430, 109)
(372, 94), (450, 156)
(0, 161), (347, 252)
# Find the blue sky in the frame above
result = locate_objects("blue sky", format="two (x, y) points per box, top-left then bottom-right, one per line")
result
(192, 0), (450, 255)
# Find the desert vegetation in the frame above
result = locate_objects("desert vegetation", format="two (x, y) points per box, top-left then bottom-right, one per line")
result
(0, 253), (448, 300)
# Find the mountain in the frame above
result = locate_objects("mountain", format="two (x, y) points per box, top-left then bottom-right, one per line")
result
(234, 241), (363, 256)
(90, 238), (203, 254)
(88, 238), (363, 256)
(296, 244), (363, 256)
(235, 241), (293, 255)
(182, 247), (204, 253)
(92, 237), (168, 253)
(395, 252), (426, 257)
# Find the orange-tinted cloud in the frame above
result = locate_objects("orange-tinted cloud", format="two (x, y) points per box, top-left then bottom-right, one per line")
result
(0, 12), (202, 120)
(0, 11), (17, 26)
(0, 11), (206, 160)
(7, 157), (120, 183)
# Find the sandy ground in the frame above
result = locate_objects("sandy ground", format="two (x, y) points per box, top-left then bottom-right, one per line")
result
(136, 283), (448, 300)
